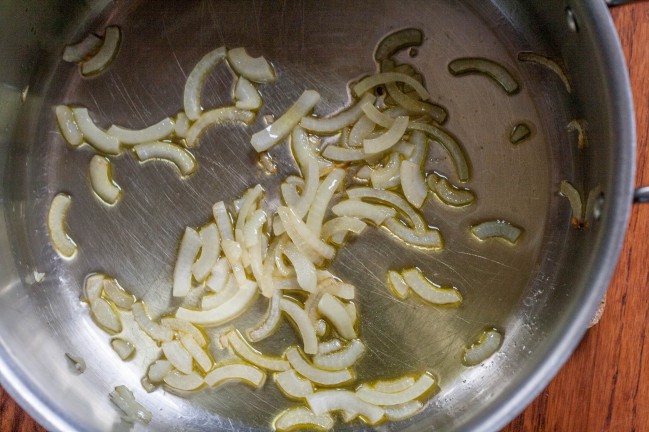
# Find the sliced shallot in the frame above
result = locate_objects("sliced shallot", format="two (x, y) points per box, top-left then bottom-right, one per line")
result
(204, 363), (266, 388)
(307, 390), (384, 425)
(163, 370), (204, 391)
(55, 105), (83, 146)
(463, 329), (503, 366)
(102, 278), (135, 310)
(387, 270), (409, 299)
(226, 329), (289, 371)
(356, 373), (435, 406)
(132, 302), (174, 343)
(133, 141), (196, 176)
(274, 369), (314, 399)
(280, 297), (318, 355)
(353, 72), (429, 101)
(183, 47), (227, 120)
(186, 107), (255, 147)
(401, 268), (462, 305)
(175, 281), (258, 326)
(301, 93), (375, 133)
(162, 340), (193, 374)
(448, 57), (520, 94)
(191, 223), (221, 282)
(48, 193), (77, 258)
(72, 107), (121, 154)
(107, 117), (175, 145)
(234, 76), (262, 110)
(317, 293), (356, 340)
(286, 347), (354, 387)
(180, 334), (212, 372)
(172, 227), (202, 297)
(363, 115), (409, 154)
(331, 200), (396, 226)
(227, 47), (276, 83)
(90, 298), (122, 334)
(470, 220), (523, 244)
(400, 160), (427, 208)
(89, 155), (121, 205)
(313, 339), (365, 371)
(111, 338), (135, 360)
(81, 26), (121, 76)
(274, 407), (334, 432)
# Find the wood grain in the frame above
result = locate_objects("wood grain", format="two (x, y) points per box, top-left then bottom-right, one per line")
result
(1, 3), (648, 432)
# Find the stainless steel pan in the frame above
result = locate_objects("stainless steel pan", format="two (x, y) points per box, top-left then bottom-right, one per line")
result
(0, 0), (640, 430)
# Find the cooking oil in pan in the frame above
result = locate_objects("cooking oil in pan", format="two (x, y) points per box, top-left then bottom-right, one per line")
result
(6, 0), (574, 429)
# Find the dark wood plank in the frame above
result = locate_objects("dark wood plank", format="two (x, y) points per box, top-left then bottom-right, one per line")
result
(504, 3), (649, 432)
(1, 3), (648, 432)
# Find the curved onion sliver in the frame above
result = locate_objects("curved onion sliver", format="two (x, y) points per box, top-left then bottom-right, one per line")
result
(183, 47), (227, 120)
(401, 268), (462, 305)
(317, 293), (356, 340)
(312, 339), (365, 371)
(371, 376), (416, 393)
(247, 289), (282, 342)
(204, 362), (266, 388)
(274, 406), (334, 432)
(226, 329), (290, 371)
(89, 155), (121, 205)
(227, 47), (276, 83)
(90, 298), (122, 334)
(160, 317), (207, 347)
(55, 105), (83, 146)
(353, 72), (429, 101)
(172, 227), (202, 297)
(48, 193), (77, 258)
(161, 340), (193, 374)
(300, 93), (374, 133)
(286, 347), (354, 387)
(133, 141), (196, 176)
(163, 370), (204, 391)
(387, 270), (409, 299)
(72, 107), (121, 154)
(448, 57), (520, 95)
(234, 76), (262, 110)
(175, 281), (257, 326)
(186, 106), (255, 147)
(192, 223), (221, 282)
(307, 390), (384, 425)
(363, 115), (409, 154)
(102, 278), (135, 310)
(251, 90), (320, 152)
(80, 26), (121, 76)
(107, 117), (175, 145)
(280, 298), (318, 355)
(470, 220), (523, 244)
(356, 373), (435, 406)
(331, 200), (396, 226)
(463, 329), (503, 366)
(132, 302), (174, 342)
(374, 28), (423, 62)
(180, 334), (212, 372)
(400, 160), (427, 208)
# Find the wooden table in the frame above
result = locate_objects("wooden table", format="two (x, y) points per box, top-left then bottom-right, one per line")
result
(1, 3), (648, 431)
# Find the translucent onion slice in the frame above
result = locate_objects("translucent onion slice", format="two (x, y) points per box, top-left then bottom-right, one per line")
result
(191, 223), (221, 282)
(318, 339), (343, 355)
(175, 281), (258, 326)
(385, 81), (447, 124)
(258, 151), (277, 174)
(281, 243), (316, 293)
(62, 33), (103, 63)
(567, 119), (587, 150)
(400, 160), (427, 208)
(132, 302), (174, 343)
(226, 329), (290, 371)
(234, 76), (262, 110)
(401, 268), (462, 305)
(318, 278), (355, 300)
(370, 152), (401, 189)
(89, 155), (121, 205)
(147, 360), (173, 383)
(387, 270), (410, 299)
(175, 112), (190, 138)
(312, 339), (365, 370)
(186, 107), (255, 147)
(321, 145), (366, 162)
(248, 289), (282, 342)
(372, 376), (416, 393)
(277, 206), (335, 262)
(470, 220), (523, 244)
(133, 141), (196, 176)
(160, 317), (207, 347)
(355, 165), (372, 182)
(286, 347), (354, 387)
(90, 298), (122, 334)
(111, 338), (135, 360)
(518, 52), (571, 93)
(236, 185), (264, 238)
(448, 57), (520, 94)
(274, 407), (334, 432)
(162, 340), (193, 374)
(349, 115), (376, 147)
(321, 217), (367, 245)
(353, 72), (430, 101)
(280, 298), (318, 355)
(183, 46), (227, 120)
(206, 257), (231, 292)
(102, 278), (135, 310)
(316, 319), (328, 337)
(306, 168), (345, 236)
(356, 373), (435, 406)
(83, 273), (105, 302)
(163, 370), (204, 391)
(375, 28), (423, 62)
(80, 26), (121, 76)
(301, 93), (375, 133)
(307, 390), (384, 425)
(251, 90), (320, 152)
(463, 329), (503, 366)
(243, 210), (267, 248)
(361, 101), (394, 128)
(384, 400), (423, 421)
(107, 118), (175, 145)
(204, 363), (266, 388)
(201, 275), (237, 309)
(140, 377), (156, 393)
(427, 174), (476, 207)
(281, 183), (301, 207)
(65, 353), (86, 374)
(317, 293), (356, 340)
(408, 129), (427, 165)
(509, 122), (531, 145)
(332, 200), (396, 226)
(109, 385), (151, 424)
(346, 187), (425, 230)
(408, 122), (470, 182)
(172, 227), (202, 297)
(363, 116), (409, 154)
(48, 193), (76, 257)
(72, 107), (121, 154)
(227, 47), (276, 83)
(181, 334), (212, 372)
(213, 201), (234, 242)
(383, 219), (443, 249)
(55, 105), (83, 146)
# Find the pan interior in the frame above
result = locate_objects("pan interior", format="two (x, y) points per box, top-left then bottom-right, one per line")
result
(1, 0), (599, 431)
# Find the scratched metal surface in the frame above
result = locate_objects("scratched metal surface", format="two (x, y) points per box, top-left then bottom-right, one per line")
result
(0, 0), (633, 431)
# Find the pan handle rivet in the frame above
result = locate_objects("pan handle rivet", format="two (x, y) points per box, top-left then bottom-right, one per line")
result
(565, 7), (579, 33)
